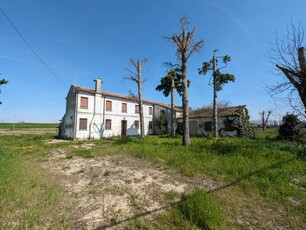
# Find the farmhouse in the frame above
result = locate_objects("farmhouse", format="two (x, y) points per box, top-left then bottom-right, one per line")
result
(177, 105), (249, 137)
(59, 78), (175, 139)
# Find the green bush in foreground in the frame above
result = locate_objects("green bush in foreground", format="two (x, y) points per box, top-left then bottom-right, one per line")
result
(279, 114), (300, 141)
(179, 190), (225, 229)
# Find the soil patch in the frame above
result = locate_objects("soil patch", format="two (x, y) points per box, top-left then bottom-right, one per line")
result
(41, 149), (217, 229)
(40, 145), (294, 229)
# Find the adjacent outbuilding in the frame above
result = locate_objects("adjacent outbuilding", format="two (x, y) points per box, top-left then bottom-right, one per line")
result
(177, 105), (250, 137)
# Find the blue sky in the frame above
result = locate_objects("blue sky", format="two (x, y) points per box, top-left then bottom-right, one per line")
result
(0, 0), (305, 123)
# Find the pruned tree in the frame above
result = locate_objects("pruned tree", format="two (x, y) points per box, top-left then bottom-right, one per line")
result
(268, 23), (306, 117)
(123, 57), (147, 139)
(260, 110), (272, 131)
(156, 68), (189, 137)
(198, 50), (235, 138)
(165, 17), (204, 146)
(0, 76), (8, 105)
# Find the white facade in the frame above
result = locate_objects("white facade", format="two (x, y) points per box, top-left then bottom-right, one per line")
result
(60, 79), (172, 139)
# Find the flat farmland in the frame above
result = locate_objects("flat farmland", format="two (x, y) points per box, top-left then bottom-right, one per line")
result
(0, 123), (58, 136)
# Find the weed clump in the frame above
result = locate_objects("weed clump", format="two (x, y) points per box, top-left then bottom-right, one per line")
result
(126, 218), (151, 229)
(103, 170), (110, 176)
(74, 149), (94, 158)
(179, 190), (225, 229)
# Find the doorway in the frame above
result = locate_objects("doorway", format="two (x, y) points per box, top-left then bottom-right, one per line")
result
(121, 120), (127, 136)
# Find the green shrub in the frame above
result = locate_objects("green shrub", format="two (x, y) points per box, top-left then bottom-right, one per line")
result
(279, 114), (300, 141)
(126, 218), (151, 230)
(179, 190), (225, 229)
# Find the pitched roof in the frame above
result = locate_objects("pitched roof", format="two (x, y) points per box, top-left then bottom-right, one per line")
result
(73, 85), (172, 109)
(177, 105), (246, 119)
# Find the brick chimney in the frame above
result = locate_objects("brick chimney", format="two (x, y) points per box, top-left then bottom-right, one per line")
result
(94, 78), (102, 93)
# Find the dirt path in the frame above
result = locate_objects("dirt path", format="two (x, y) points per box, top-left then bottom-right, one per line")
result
(41, 148), (218, 229)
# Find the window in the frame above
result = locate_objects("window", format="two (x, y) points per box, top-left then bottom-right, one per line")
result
(79, 118), (87, 130)
(105, 119), (112, 130)
(224, 120), (235, 131)
(135, 105), (139, 113)
(80, 97), (88, 109)
(149, 107), (153, 115)
(149, 121), (153, 129)
(134, 120), (139, 129)
(204, 121), (212, 131)
(122, 103), (127, 113)
(106, 100), (112, 111)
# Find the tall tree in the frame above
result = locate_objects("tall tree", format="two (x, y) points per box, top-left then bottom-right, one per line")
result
(165, 17), (204, 146)
(156, 68), (189, 137)
(0, 76), (8, 105)
(260, 110), (272, 132)
(124, 57), (147, 139)
(268, 23), (306, 116)
(198, 50), (235, 138)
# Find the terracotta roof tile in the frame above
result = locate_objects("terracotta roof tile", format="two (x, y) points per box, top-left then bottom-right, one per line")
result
(73, 85), (172, 109)
(177, 105), (246, 119)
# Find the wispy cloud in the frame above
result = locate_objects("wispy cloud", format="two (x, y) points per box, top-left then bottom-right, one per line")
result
(0, 55), (40, 65)
(24, 32), (77, 47)
(199, 0), (258, 49)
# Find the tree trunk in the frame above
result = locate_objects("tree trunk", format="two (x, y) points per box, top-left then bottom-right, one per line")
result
(261, 111), (266, 131)
(171, 78), (175, 137)
(212, 55), (218, 138)
(297, 47), (306, 113)
(137, 65), (145, 139)
(297, 84), (306, 114)
(139, 95), (145, 139)
(182, 49), (190, 146)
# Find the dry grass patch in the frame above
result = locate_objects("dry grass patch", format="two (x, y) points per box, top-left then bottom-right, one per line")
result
(41, 148), (216, 229)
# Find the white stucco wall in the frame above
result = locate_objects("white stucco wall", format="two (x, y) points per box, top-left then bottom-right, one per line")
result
(75, 93), (154, 139)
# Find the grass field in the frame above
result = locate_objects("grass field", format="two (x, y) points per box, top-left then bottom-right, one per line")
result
(0, 128), (305, 229)
(0, 123), (58, 130)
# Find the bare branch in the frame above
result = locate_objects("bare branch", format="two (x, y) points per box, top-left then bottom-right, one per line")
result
(163, 62), (182, 70)
(171, 35), (183, 50)
(124, 68), (137, 77)
(128, 90), (138, 102)
(267, 22), (306, 115)
(276, 64), (300, 89)
(186, 39), (204, 60)
(123, 76), (138, 83)
(129, 57), (138, 69)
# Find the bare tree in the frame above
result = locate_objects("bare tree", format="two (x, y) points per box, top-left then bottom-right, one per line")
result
(165, 17), (204, 146)
(260, 110), (272, 131)
(268, 23), (306, 117)
(124, 57), (147, 139)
